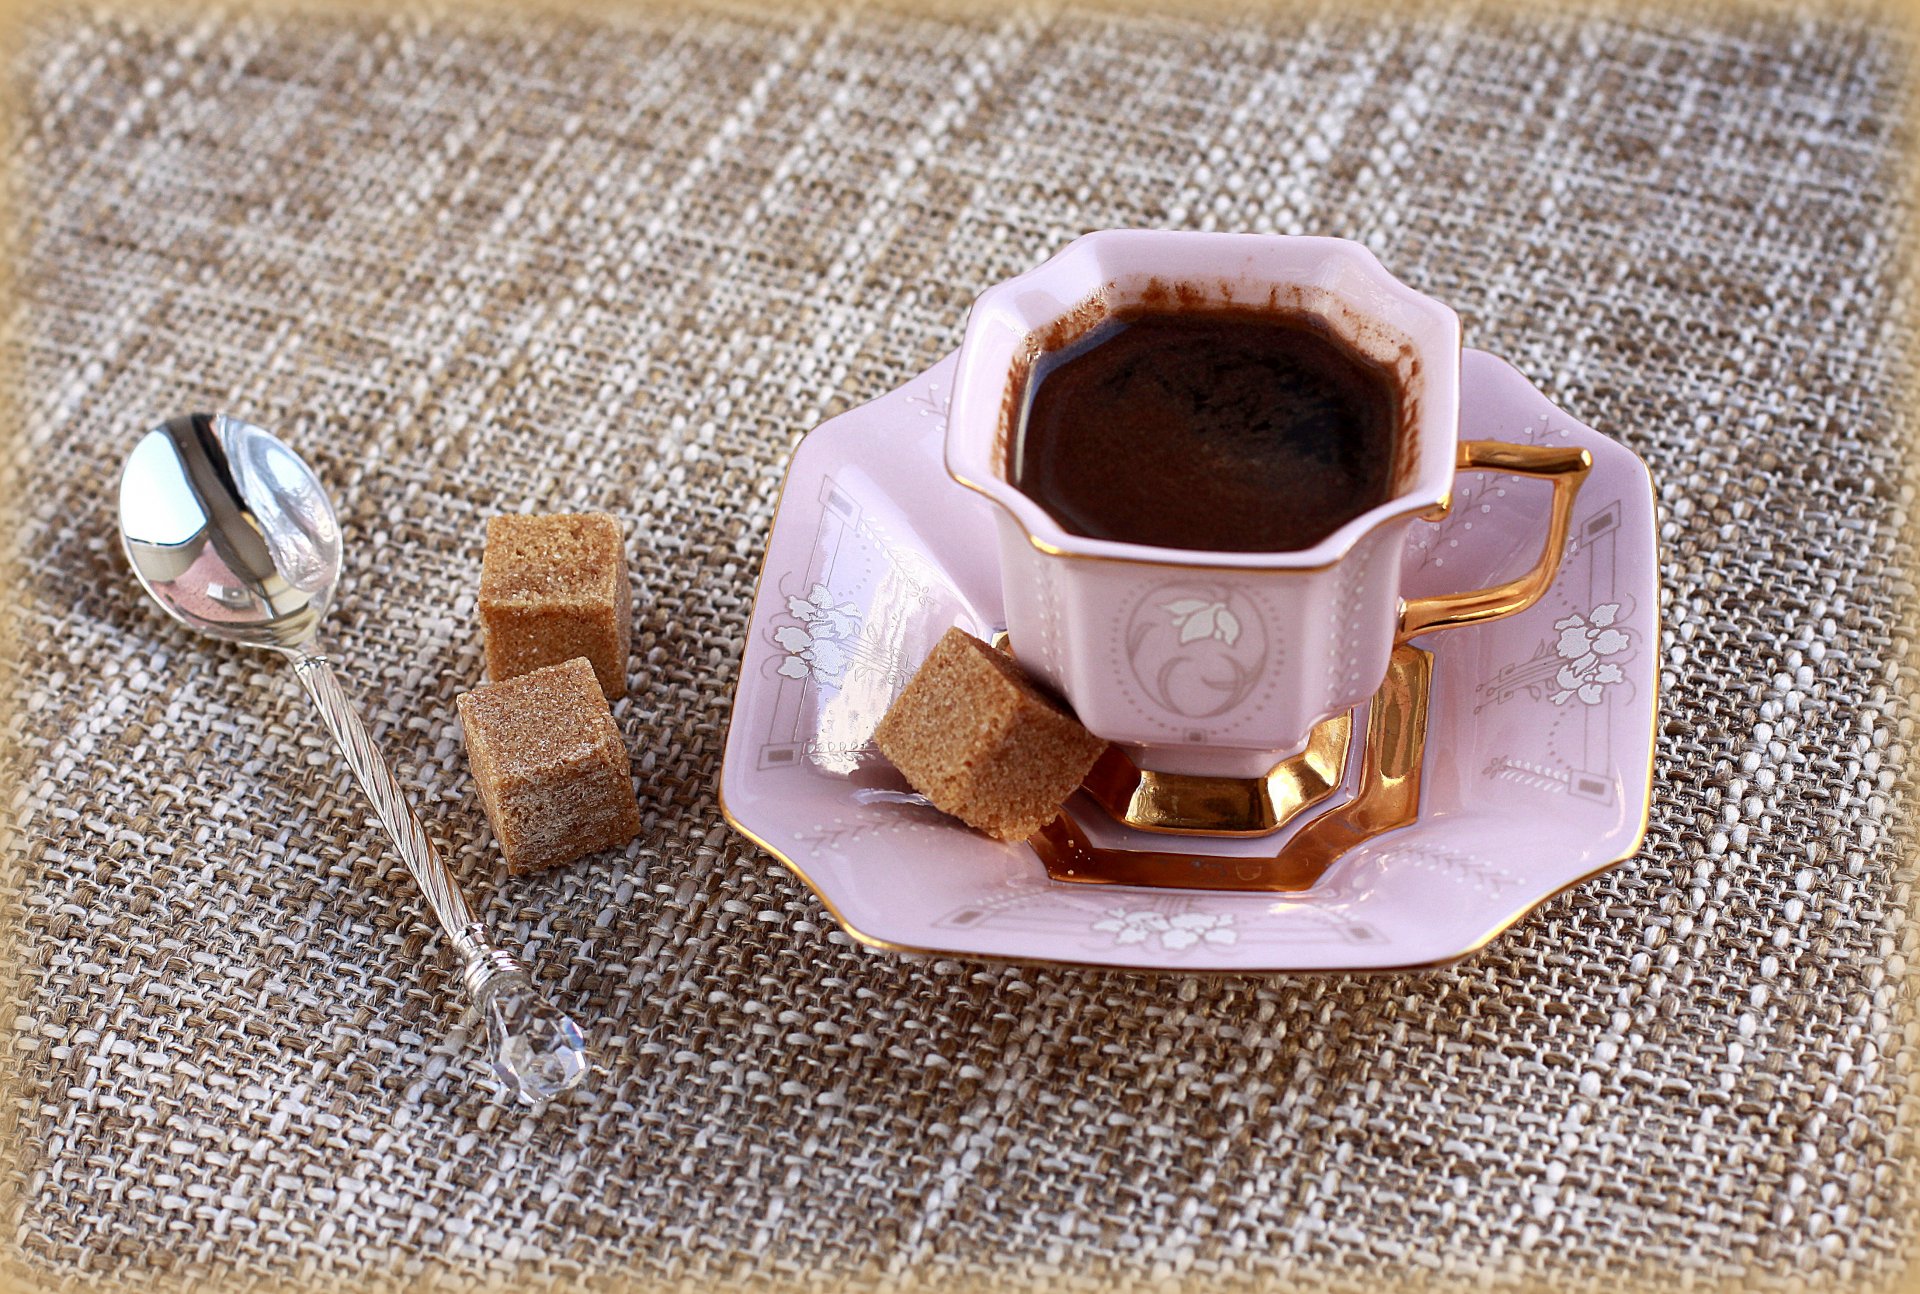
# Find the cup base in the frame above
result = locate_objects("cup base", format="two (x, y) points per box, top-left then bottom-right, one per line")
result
(992, 630), (1357, 832)
(1084, 713), (1351, 838)
(1030, 644), (1431, 893)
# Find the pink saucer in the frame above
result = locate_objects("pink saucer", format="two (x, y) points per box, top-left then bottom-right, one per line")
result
(721, 350), (1658, 971)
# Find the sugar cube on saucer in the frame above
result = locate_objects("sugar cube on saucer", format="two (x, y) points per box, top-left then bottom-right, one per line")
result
(480, 512), (631, 699)
(457, 657), (641, 873)
(874, 627), (1108, 842)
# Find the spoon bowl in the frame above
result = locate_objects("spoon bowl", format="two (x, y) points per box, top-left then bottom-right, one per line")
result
(121, 415), (341, 649)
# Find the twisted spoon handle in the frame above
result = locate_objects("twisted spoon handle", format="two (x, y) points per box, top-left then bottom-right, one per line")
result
(288, 649), (474, 933)
(286, 646), (590, 1103)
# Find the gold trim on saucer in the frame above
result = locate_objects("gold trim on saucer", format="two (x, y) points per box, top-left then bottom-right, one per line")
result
(1079, 713), (1351, 837)
(1029, 645), (1431, 892)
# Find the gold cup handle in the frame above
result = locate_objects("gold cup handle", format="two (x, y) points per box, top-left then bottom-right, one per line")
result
(1397, 440), (1593, 640)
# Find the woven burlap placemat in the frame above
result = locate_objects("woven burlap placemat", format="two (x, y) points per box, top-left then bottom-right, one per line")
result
(4, 2), (1916, 1290)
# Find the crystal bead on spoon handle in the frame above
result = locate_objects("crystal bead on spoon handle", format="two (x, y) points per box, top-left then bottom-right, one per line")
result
(286, 646), (590, 1103)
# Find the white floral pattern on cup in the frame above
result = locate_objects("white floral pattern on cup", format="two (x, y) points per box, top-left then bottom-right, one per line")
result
(1163, 598), (1242, 646)
(1124, 583), (1268, 720)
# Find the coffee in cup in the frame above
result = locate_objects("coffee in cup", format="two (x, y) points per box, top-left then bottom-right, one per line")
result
(1009, 302), (1403, 554)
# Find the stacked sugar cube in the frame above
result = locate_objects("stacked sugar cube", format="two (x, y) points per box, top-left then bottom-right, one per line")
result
(459, 513), (641, 873)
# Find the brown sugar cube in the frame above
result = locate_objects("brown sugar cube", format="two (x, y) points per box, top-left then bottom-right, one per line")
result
(457, 657), (641, 873)
(874, 627), (1108, 842)
(480, 512), (631, 699)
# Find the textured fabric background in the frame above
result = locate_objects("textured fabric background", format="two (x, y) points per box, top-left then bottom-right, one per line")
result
(3, 1), (1916, 1290)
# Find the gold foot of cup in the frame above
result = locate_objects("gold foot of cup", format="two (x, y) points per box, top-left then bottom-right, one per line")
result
(1031, 644), (1432, 893)
(1080, 713), (1351, 838)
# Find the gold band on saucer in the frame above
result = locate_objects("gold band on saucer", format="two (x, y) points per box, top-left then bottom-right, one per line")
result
(1029, 644), (1431, 893)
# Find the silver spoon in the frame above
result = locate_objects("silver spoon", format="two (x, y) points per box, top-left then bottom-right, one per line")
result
(117, 412), (591, 1103)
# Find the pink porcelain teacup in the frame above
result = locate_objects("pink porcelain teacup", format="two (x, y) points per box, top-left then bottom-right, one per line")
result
(945, 230), (1590, 780)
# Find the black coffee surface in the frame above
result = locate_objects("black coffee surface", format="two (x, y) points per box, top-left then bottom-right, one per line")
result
(1012, 308), (1400, 553)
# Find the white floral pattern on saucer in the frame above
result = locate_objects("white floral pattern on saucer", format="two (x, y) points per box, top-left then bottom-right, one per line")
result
(720, 350), (1658, 971)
